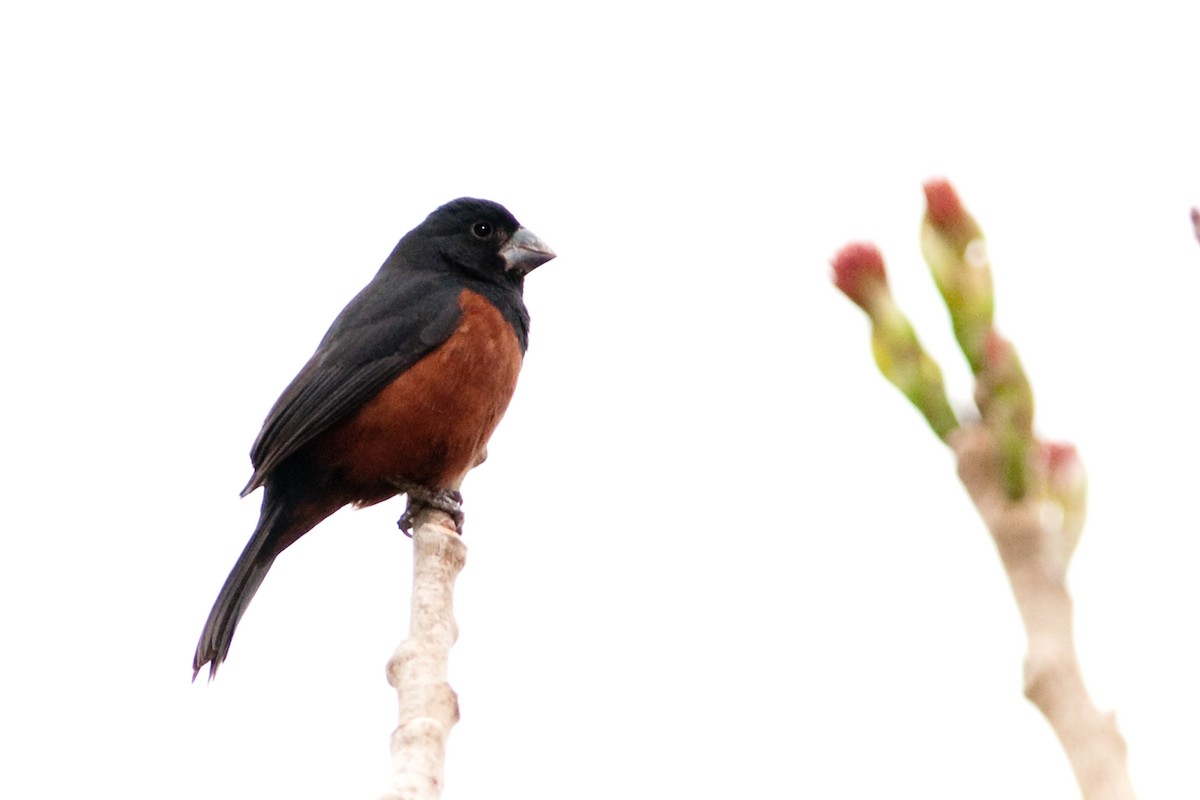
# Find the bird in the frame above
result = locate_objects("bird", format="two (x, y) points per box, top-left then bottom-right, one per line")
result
(193, 197), (555, 680)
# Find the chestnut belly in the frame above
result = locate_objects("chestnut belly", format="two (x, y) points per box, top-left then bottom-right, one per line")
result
(308, 290), (523, 504)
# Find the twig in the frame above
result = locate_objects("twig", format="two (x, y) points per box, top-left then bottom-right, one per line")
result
(380, 510), (465, 800)
(832, 178), (1137, 799)
(953, 426), (1134, 800)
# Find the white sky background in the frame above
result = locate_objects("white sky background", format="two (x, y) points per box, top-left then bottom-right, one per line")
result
(2, 1), (1198, 797)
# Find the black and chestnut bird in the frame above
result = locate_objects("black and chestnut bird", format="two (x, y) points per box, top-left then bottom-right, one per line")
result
(193, 198), (555, 679)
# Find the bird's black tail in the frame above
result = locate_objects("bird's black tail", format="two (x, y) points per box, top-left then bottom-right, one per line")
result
(193, 491), (328, 681)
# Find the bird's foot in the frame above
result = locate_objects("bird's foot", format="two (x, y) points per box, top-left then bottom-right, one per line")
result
(392, 482), (464, 536)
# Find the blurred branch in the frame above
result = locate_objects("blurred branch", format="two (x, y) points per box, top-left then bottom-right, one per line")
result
(954, 427), (1132, 800)
(831, 242), (959, 440)
(1191, 207), (1200, 244)
(831, 179), (1135, 800)
(380, 510), (465, 800)
(919, 179), (993, 374)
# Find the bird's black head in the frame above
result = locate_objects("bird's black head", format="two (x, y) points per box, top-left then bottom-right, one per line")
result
(415, 197), (556, 286)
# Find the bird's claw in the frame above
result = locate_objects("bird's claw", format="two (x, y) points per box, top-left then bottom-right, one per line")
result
(393, 482), (464, 536)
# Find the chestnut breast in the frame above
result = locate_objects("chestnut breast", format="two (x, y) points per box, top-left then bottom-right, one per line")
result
(313, 289), (524, 503)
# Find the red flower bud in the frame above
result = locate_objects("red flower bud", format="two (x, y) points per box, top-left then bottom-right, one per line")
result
(923, 178), (968, 232)
(983, 330), (1012, 369)
(831, 242), (889, 312)
(1040, 441), (1081, 476)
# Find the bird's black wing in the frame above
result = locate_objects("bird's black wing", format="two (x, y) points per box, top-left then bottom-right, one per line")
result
(241, 271), (464, 495)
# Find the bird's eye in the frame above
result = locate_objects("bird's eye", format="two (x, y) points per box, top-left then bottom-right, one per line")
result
(471, 222), (493, 239)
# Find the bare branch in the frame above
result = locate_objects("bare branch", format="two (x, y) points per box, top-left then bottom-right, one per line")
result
(953, 427), (1134, 800)
(380, 510), (466, 800)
